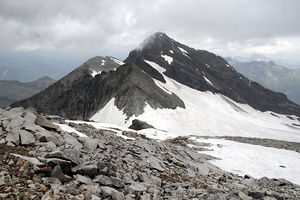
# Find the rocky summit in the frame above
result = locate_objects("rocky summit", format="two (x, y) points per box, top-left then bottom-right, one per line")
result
(1, 107), (300, 199)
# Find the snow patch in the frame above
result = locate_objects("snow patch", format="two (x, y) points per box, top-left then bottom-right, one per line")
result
(161, 54), (173, 65)
(90, 98), (128, 126)
(178, 47), (188, 54)
(54, 123), (87, 137)
(191, 137), (300, 185)
(111, 57), (125, 65)
(226, 64), (230, 67)
(101, 60), (105, 66)
(169, 50), (174, 54)
(144, 60), (166, 74)
(154, 79), (172, 94)
(67, 120), (136, 140)
(90, 70), (102, 78)
(203, 76), (214, 86)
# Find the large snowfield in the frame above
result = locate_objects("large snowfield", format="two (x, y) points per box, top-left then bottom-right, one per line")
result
(86, 60), (300, 185)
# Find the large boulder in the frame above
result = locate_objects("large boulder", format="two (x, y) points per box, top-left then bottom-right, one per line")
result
(129, 119), (154, 130)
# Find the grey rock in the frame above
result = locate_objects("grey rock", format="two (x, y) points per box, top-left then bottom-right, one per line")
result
(111, 177), (125, 188)
(64, 133), (83, 149)
(101, 186), (124, 199)
(94, 175), (113, 186)
(140, 193), (152, 200)
(149, 156), (165, 172)
(46, 158), (73, 175)
(43, 141), (56, 151)
(35, 114), (58, 131)
(122, 173), (133, 184)
(35, 130), (64, 146)
(248, 190), (266, 199)
(75, 174), (92, 184)
(80, 183), (101, 196)
(72, 163), (99, 178)
(5, 131), (20, 145)
(129, 119), (154, 130)
(63, 148), (81, 164)
(19, 129), (35, 145)
(41, 177), (62, 185)
(51, 164), (72, 183)
(128, 182), (147, 193)
(11, 153), (44, 166)
(78, 137), (98, 151)
(0, 177), (5, 186)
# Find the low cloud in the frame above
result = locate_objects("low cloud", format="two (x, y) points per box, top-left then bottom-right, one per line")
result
(0, 0), (299, 62)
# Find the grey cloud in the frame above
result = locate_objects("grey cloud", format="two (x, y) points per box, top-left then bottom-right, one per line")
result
(0, 0), (300, 62)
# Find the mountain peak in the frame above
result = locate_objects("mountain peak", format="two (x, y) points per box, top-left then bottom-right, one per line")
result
(135, 32), (173, 51)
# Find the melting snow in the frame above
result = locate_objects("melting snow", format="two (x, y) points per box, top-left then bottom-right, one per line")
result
(154, 79), (172, 94)
(178, 47), (190, 58)
(54, 123), (87, 137)
(161, 54), (173, 65)
(111, 57), (125, 65)
(178, 47), (188, 54)
(144, 60), (166, 74)
(191, 137), (300, 185)
(90, 70), (102, 77)
(90, 98), (127, 125)
(203, 76), (214, 86)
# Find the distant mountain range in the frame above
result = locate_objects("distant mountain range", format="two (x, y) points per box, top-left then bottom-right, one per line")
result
(0, 76), (56, 108)
(227, 57), (300, 105)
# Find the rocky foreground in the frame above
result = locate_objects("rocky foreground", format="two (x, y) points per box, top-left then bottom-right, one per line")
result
(0, 107), (300, 199)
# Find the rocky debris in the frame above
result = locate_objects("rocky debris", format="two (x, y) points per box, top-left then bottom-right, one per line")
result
(1, 107), (300, 199)
(129, 119), (154, 130)
(221, 136), (300, 153)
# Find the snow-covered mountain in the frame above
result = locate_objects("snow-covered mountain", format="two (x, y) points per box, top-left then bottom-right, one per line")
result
(10, 32), (300, 186)
(12, 32), (300, 138)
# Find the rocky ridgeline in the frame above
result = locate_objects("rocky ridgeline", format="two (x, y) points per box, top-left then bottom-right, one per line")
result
(0, 107), (300, 199)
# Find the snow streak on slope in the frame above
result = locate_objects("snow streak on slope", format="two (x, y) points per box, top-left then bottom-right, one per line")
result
(90, 98), (127, 126)
(111, 57), (125, 65)
(191, 137), (300, 185)
(54, 123), (87, 137)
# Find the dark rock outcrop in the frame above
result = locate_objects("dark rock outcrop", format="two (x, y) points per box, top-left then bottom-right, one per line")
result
(129, 119), (154, 130)
(12, 58), (184, 119)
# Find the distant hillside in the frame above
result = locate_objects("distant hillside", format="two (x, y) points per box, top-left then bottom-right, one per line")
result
(0, 76), (56, 107)
(227, 57), (300, 105)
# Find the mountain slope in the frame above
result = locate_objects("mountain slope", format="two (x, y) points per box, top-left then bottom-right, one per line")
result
(0, 76), (56, 108)
(11, 32), (300, 138)
(227, 58), (300, 105)
(12, 56), (184, 119)
(125, 32), (300, 117)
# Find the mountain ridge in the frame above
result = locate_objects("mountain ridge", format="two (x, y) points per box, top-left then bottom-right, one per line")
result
(0, 76), (56, 108)
(11, 32), (300, 118)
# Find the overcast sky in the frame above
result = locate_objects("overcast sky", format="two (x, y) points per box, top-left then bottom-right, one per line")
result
(1, 0), (300, 65)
